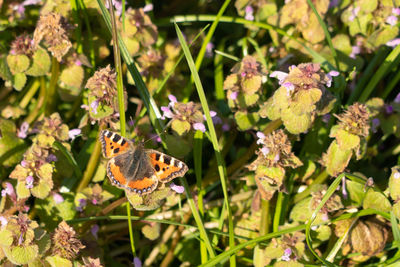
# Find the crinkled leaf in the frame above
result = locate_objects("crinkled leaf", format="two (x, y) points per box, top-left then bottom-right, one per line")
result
(0, 119), (25, 167)
(322, 141), (353, 177)
(46, 255), (72, 267)
(171, 119), (191, 136)
(368, 25), (399, 47)
(88, 95), (114, 120)
(12, 72), (27, 91)
(281, 109), (312, 134)
(345, 180), (365, 206)
(0, 56), (12, 81)
(25, 48), (51, 76)
(16, 180), (31, 199)
(332, 129), (360, 150)
(31, 177), (52, 199)
(142, 223), (160, 240)
(363, 188), (391, 213)
(234, 111), (259, 131)
(128, 187), (171, 211)
(58, 64), (84, 101)
(0, 229), (13, 246)
(7, 54), (30, 75)
(5, 245), (38, 265)
(242, 75), (262, 94)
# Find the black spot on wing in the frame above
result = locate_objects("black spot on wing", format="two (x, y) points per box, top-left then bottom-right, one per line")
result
(113, 134), (121, 142)
(155, 164), (160, 172)
(155, 153), (160, 161)
(120, 139), (126, 146)
(164, 156), (171, 165)
(106, 131), (112, 138)
(114, 148), (120, 154)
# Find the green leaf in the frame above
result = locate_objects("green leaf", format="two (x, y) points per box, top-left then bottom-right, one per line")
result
(234, 111), (259, 131)
(88, 95), (114, 120)
(46, 255), (72, 267)
(0, 55), (12, 81)
(7, 54), (30, 74)
(363, 188), (392, 213)
(0, 229), (13, 246)
(16, 180), (31, 199)
(142, 223), (160, 240)
(6, 245), (38, 265)
(58, 64), (84, 101)
(0, 119), (25, 167)
(281, 109), (312, 134)
(25, 48), (51, 76)
(345, 180), (365, 206)
(31, 177), (52, 199)
(322, 141), (352, 177)
(12, 72), (27, 91)
(389, 166), (400, 201)
(171, 119), (191, 136)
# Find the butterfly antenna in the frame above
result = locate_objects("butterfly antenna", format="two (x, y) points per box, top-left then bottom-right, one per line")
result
(143, 121), (171, 145)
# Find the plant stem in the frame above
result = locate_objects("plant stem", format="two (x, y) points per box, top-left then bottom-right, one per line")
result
(25, 76), (46, 124)
(76, 127), (104, 192)
(19, 79), (40, 109)
(45, 57), (60, 115)
(292, 169), (329, 204)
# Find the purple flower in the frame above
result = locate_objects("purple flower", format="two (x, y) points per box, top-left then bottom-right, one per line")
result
(222, 123), (230, 132)
(26, 175), (34, 189)
(386, 38), (400, 47)
(21, 160), (28, 167)
(17, 122), (29, 139)
(170, 182), (184, 194)
(91, 224), (99, 239)
(394, 93), (400, 103)
(193, 122), (206, 133)
(53, 193), (64, 204)
(229, 91), (238, 100)
(326, 70), (339, 87)
(270, 71), (288, 84)
(386, 15), (398, 26)
(0, 216), (8, 228)
(281, 248), (292, 261)
(90, 99), (99, 114)
(394, 172), (400, 179)
(92, 198), (98, 205)
(256, 131), (265, 144)
(68, 128), (81, 140)
(342, 176), (348, 200)
(322, 114), (331, 124)
(133, 257), (142, 267)
(385, 105), (394, 114)
(350, 45), (361, 59)
(143, 3), (153, 12)
(205, 42), (214, 58)
(273, 153), (280, 162)
(393, 8), (400, 16)
(161, 106), (174, 120)
(105, 0), (122, 16)
(329, 0), (340, 8)
(260, 147), (270, 156)
(371, 118), (380, 133)
(46, 154), (58, 163)
(244, 5), (254, 21)
(18, 233), (24, 245)
(75, 59), (82, 66)
(349, 6), (360, 22)
(1, 182), (16, 200)
(76, 198), (87, 212)
(168, 94), (177, 105)
(282, 82), (295, 95)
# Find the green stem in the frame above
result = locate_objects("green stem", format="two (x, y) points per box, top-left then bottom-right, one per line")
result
(108, 0), (133, 257)
(70, 0), (82, 53)
(25, 76), (46, 124)
(194, 130), (207, 263)
(272, 192), (283, 232)
(45, 57), (60, 115)
(358, 44), (400, 102)
(76, 127), (103, 192)
(380, 66), (400, 100)
(19, 78), (40, 109)
(214, 40), (225, 102)
(175, 22), (235, 266)
(78, 0), (96, 68)
(260, 199), (270, 236)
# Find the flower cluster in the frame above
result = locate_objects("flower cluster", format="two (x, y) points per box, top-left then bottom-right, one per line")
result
(260, 63), (337, 134)
(51, 221), (85, 260)
(120, 8), (158, 56)
(322, 103), (370, 176)
(84, 65), (126, 125)
(161, 95), (208, 135)
(74, 184), (114, 215)
(33, 12), (72, 61)
(248, 129), (302, 200)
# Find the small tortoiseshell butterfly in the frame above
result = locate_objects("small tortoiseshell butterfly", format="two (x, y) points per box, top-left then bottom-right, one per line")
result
(100, 130), (188, 195)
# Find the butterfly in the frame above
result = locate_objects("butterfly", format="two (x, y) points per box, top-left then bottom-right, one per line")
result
(100, 130), (188, 195)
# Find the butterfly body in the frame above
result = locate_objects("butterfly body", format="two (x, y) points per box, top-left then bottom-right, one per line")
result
(100, 130), (188, 195)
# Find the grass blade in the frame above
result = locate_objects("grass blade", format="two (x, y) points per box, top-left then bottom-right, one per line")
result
(175, 22), (236, 266)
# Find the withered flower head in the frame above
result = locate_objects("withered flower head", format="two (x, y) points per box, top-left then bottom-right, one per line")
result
(80, 257), (104, 267)
(249, 129), (302, 170)
(310, 188), (343, 216)
(33, 12), (72, 61)
(51, 221), (85, 260)
(335, 103), (370, 137)
(138, 49), (165, 78)
(33, 113), (70, 147)
(286, 63), (331, 92)
(85, 65), (117, 106)
(124, 8), (158, 46)
(10, 34), (34, 56)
